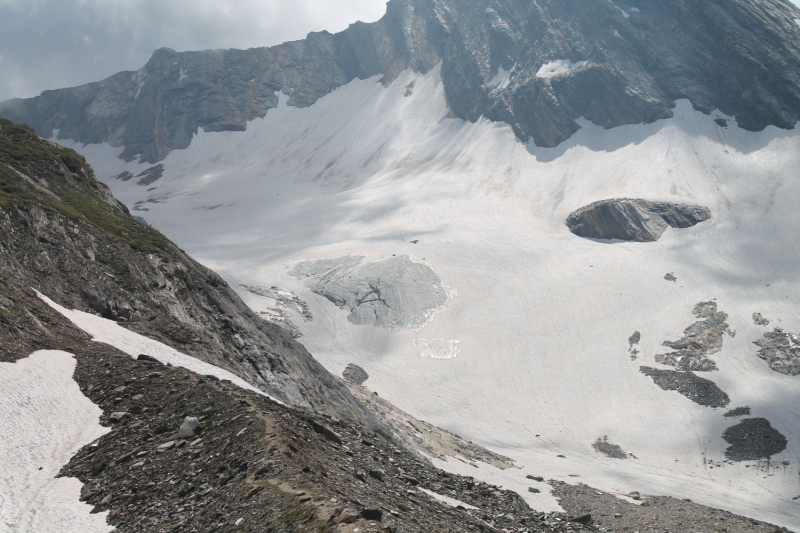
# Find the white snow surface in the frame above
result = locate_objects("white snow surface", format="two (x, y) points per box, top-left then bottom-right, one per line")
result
(417, 487), (478, 510)
(535, 59), (586, 79)
(608, 0), (631, 18)
(36, 292), (284, 405)
(60, 64), (800, 528)
(489, 65), (512, 90)
(0, 351), (112, 533)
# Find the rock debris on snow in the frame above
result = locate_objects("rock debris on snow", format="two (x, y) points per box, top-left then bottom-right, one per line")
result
(752, 312), (770, 326)
(342, 363), (370, 385)
(655, 301), (729, 372)
(723, 406), (752, 418)
(639, 367), (730, 408)
(753, 328), (800, 376)
(722, 418), (788, 462)
(591, 436), (630, 460)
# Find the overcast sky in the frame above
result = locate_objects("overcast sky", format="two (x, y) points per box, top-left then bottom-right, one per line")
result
(1, 0), (799, 103)
(0, 0), (388, 102)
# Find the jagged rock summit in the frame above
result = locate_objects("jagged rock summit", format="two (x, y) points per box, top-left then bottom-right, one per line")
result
(2, 0), (800, 162)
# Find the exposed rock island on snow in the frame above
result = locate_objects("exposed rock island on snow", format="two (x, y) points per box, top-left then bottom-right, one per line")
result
(566, 198), (711, 242)
(289, 255), (447, 331)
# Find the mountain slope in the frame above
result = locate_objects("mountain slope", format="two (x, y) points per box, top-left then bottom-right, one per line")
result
(0, 118), (385, 432)
(2, 0), (799, 162)
(2, 0), (799, 529)
(55, 63), (800, 529)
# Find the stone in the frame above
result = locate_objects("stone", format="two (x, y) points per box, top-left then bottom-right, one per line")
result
(570, 514), (593, 524)
(526, 475), (544, 482)
(178, 417), (202, 439)
(178, 483), (194, 497)
(360, 509), (383, 521)
(368, 469), (384, 481)
(245, 486), (263, 500)
(157, 441), (176, 453)
(109, 412), (128, 423)
(528, 487), (540, 493)
(334, 512), (357, 524)
(137, 354), (161, 363)
(310, 420), (342, 445)
(640, 367), (730, 408)
(91, 461), (107, 476)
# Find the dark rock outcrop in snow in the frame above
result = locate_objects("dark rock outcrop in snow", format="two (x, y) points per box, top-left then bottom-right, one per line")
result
(723, 406), (752, 418)
(289, 255), (447, 331)
(722, 418), (788, 462)
(639, 367), (730, 408)
(592, 436), (630, 460)
(3, 0), (800, 162)
(753, 328), (800, 376)
(655, 301), (729, 372)
(566, 199), (711, 242)
(343, 363), (370, 385)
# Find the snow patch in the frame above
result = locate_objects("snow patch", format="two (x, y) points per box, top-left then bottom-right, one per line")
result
(413, 338), (461, 360)
(178, 68), (187, 82)
(489, 65), (512, 90)
(607, 0), (630, 18)
(35, 291), (285, 405)
(0, 351), (111, 533)
(536, 59), (587, 79)
(418, 487), (478, 510)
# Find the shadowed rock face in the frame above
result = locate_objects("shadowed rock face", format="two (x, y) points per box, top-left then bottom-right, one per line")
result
(566, 199), (711, 242)
(2, 0), (800, 162)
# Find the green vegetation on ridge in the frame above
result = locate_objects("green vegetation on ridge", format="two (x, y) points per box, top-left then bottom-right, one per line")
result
(0, 117), (171, 254)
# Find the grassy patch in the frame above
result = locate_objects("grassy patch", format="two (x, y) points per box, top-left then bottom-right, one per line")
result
(0, 118), (176, 255)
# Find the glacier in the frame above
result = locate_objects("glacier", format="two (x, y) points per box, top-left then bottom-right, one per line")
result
(57, 63), (800, 528)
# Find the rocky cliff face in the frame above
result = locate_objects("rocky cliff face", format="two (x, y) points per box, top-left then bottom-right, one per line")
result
(2, 0), (799, 163)
(0, 118), (385, 432)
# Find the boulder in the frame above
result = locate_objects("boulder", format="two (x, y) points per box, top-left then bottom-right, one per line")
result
(566, 199), (711, 242)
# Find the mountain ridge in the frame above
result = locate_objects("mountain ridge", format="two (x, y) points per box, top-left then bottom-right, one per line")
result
(2, 0), (800, 163)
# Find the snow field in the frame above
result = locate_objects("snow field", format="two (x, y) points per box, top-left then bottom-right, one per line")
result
(62, 64), (800, 528)
(35, 292), (284, 405)
(0, 351), (111, 533)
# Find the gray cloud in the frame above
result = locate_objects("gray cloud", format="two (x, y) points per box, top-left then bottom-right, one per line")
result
(0, 0), (388, 101)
